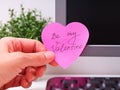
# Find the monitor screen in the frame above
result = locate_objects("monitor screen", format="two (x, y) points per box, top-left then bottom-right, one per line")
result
(66, 0), (120, 45)
(56, 0), (120, 56)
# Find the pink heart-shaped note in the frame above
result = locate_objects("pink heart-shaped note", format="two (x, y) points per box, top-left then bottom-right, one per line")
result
(41, 22), (89, 69)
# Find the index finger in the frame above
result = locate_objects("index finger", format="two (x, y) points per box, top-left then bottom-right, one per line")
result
(0, 37), (46, 53)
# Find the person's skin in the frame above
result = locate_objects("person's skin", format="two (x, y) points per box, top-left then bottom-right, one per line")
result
(0, 37), (58, 89)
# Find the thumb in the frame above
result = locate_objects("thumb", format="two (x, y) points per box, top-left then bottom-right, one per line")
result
(11, 51), (55, 68)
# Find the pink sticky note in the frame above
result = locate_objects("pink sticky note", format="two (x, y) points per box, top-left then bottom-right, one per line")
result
(41, 22), (89, 69)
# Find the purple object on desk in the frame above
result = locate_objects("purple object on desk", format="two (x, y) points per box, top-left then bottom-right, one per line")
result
(46, 77), (88, 90)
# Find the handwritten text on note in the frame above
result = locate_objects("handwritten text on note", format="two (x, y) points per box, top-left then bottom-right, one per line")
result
(41, 22), (89, 69)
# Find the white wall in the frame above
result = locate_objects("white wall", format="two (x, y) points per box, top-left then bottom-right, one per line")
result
(0, 0), (55, 23)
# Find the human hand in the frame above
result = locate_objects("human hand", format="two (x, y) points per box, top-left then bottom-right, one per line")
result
(0, 37), (58, 89)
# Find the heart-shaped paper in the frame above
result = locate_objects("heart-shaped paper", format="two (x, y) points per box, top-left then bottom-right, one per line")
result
(41, 22), (89, 69)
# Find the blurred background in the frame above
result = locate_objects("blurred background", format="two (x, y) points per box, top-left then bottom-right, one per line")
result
(0, 0), (55, 23)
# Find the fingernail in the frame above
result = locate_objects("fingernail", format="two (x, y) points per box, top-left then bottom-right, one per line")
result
(32, 76), (36, 81)
(25, 82), (29, 86)
(44, 51), (54, 60)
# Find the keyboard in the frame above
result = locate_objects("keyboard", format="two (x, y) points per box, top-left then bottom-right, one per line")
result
(46, 77), (120, 90)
